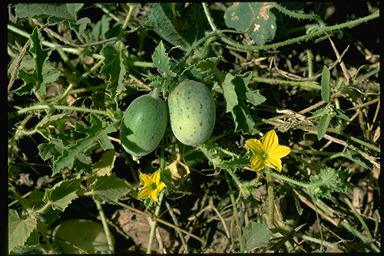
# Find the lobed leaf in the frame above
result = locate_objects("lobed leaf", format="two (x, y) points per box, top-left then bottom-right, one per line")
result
(242, 221), (271, 250)
(15, 3), (83, 21)
(92, 149), (116, 176)
(90, 175), (132, 204)
(43, 178), (81, 211)
(307, 167), (350, 199)
(152, 41), (176, 77)
(52, 115), (116, 174)
(222, 72), (263, 134)
(8, 210), (38, 253)
(101, 44), (128, 98)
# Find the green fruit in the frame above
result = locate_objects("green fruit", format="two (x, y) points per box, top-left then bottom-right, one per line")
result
(120, 91), (168, 157)
(168, 80), (215, 145)
(53, 219), (114, 254)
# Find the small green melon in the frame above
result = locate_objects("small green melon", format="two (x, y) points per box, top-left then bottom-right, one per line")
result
(120, 92), (168, 157)
(168, 80), (215, 145)
(53, 219), (114, 254)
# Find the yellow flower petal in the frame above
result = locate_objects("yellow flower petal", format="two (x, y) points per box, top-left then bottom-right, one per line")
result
(250, 154), (265, 171)
(262, 130), (279, 151)
(245, 138), (264, 154)
(157, 182), (166, 191)
(152, 170), (161, 184)
(269, 145), (291, 159)
(150, 190), (159, 202)
(265, 157), (283, 172)
(139, 172), (151, 185)
(138, 187), (151, 199)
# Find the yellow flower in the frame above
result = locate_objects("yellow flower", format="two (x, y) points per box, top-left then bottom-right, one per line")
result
(138, 170), (166, 202)
(245, 130), (291, 172)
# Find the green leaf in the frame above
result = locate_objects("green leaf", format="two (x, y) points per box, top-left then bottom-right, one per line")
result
(52, 115), (116, 174)
(198, 143), (248, 172)
(90, 15), (112, 41)
(224, 3), (277, 45)
(311, 106), (328, 117)
(14, 70), (35, 95)
(222, 72), (260, 134)
(334, 108), (349, 121)
(76, 17), (91, 34)
(334, 149), (371, 169)
(92, 149), (116, 176)
(38, 139), (65, 161)
(321, 65), (331, 103)
(90, 175), (131, 204)
(14, 28), (60, 96)
(146, 4), (189, 49)
(8, 209), (38, 253)
(146, 3), (206, 50)
(15, 3), (83, 21)
(246, 89), (266, 106)
(307, 167), (350, 199)
(222, 74), (239, 113)
(8, 54), (34, 77)
(242, 221), (271, 250)
(317, 113), (331, 140)
(101, 43), (127, 98)
(43, 179), (81, 211)
(152, 41), (176, 77)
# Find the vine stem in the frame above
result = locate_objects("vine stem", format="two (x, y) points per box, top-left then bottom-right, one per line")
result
(266, 169), (310, 189)
(146, 192), (164, 253)
(265, 171), (275, 227)
(121, 4), (134, 32)
(94, 199), (114, 253)
(202, 3), (217, 31)
(16, 104), (112, 118)
(7, 24), (154, 68)
(219, 10), (379, 52)
(341, 195), (373, 241)
(252, 73), (321, 90)
(272, 3), (321, 21)
(146, 145), (166, 253)
(224, 172), (244, 252)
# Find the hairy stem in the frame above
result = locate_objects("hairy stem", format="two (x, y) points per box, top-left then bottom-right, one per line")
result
(95, 199), (114, 253)
(225, 172), (244, 252)
(16, 104), (112, 118)
(202, 3), (217, 31)
(266, 171), (275, 227)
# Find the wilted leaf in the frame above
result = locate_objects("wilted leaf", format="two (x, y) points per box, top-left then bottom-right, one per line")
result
(224, 2), (277, 45)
